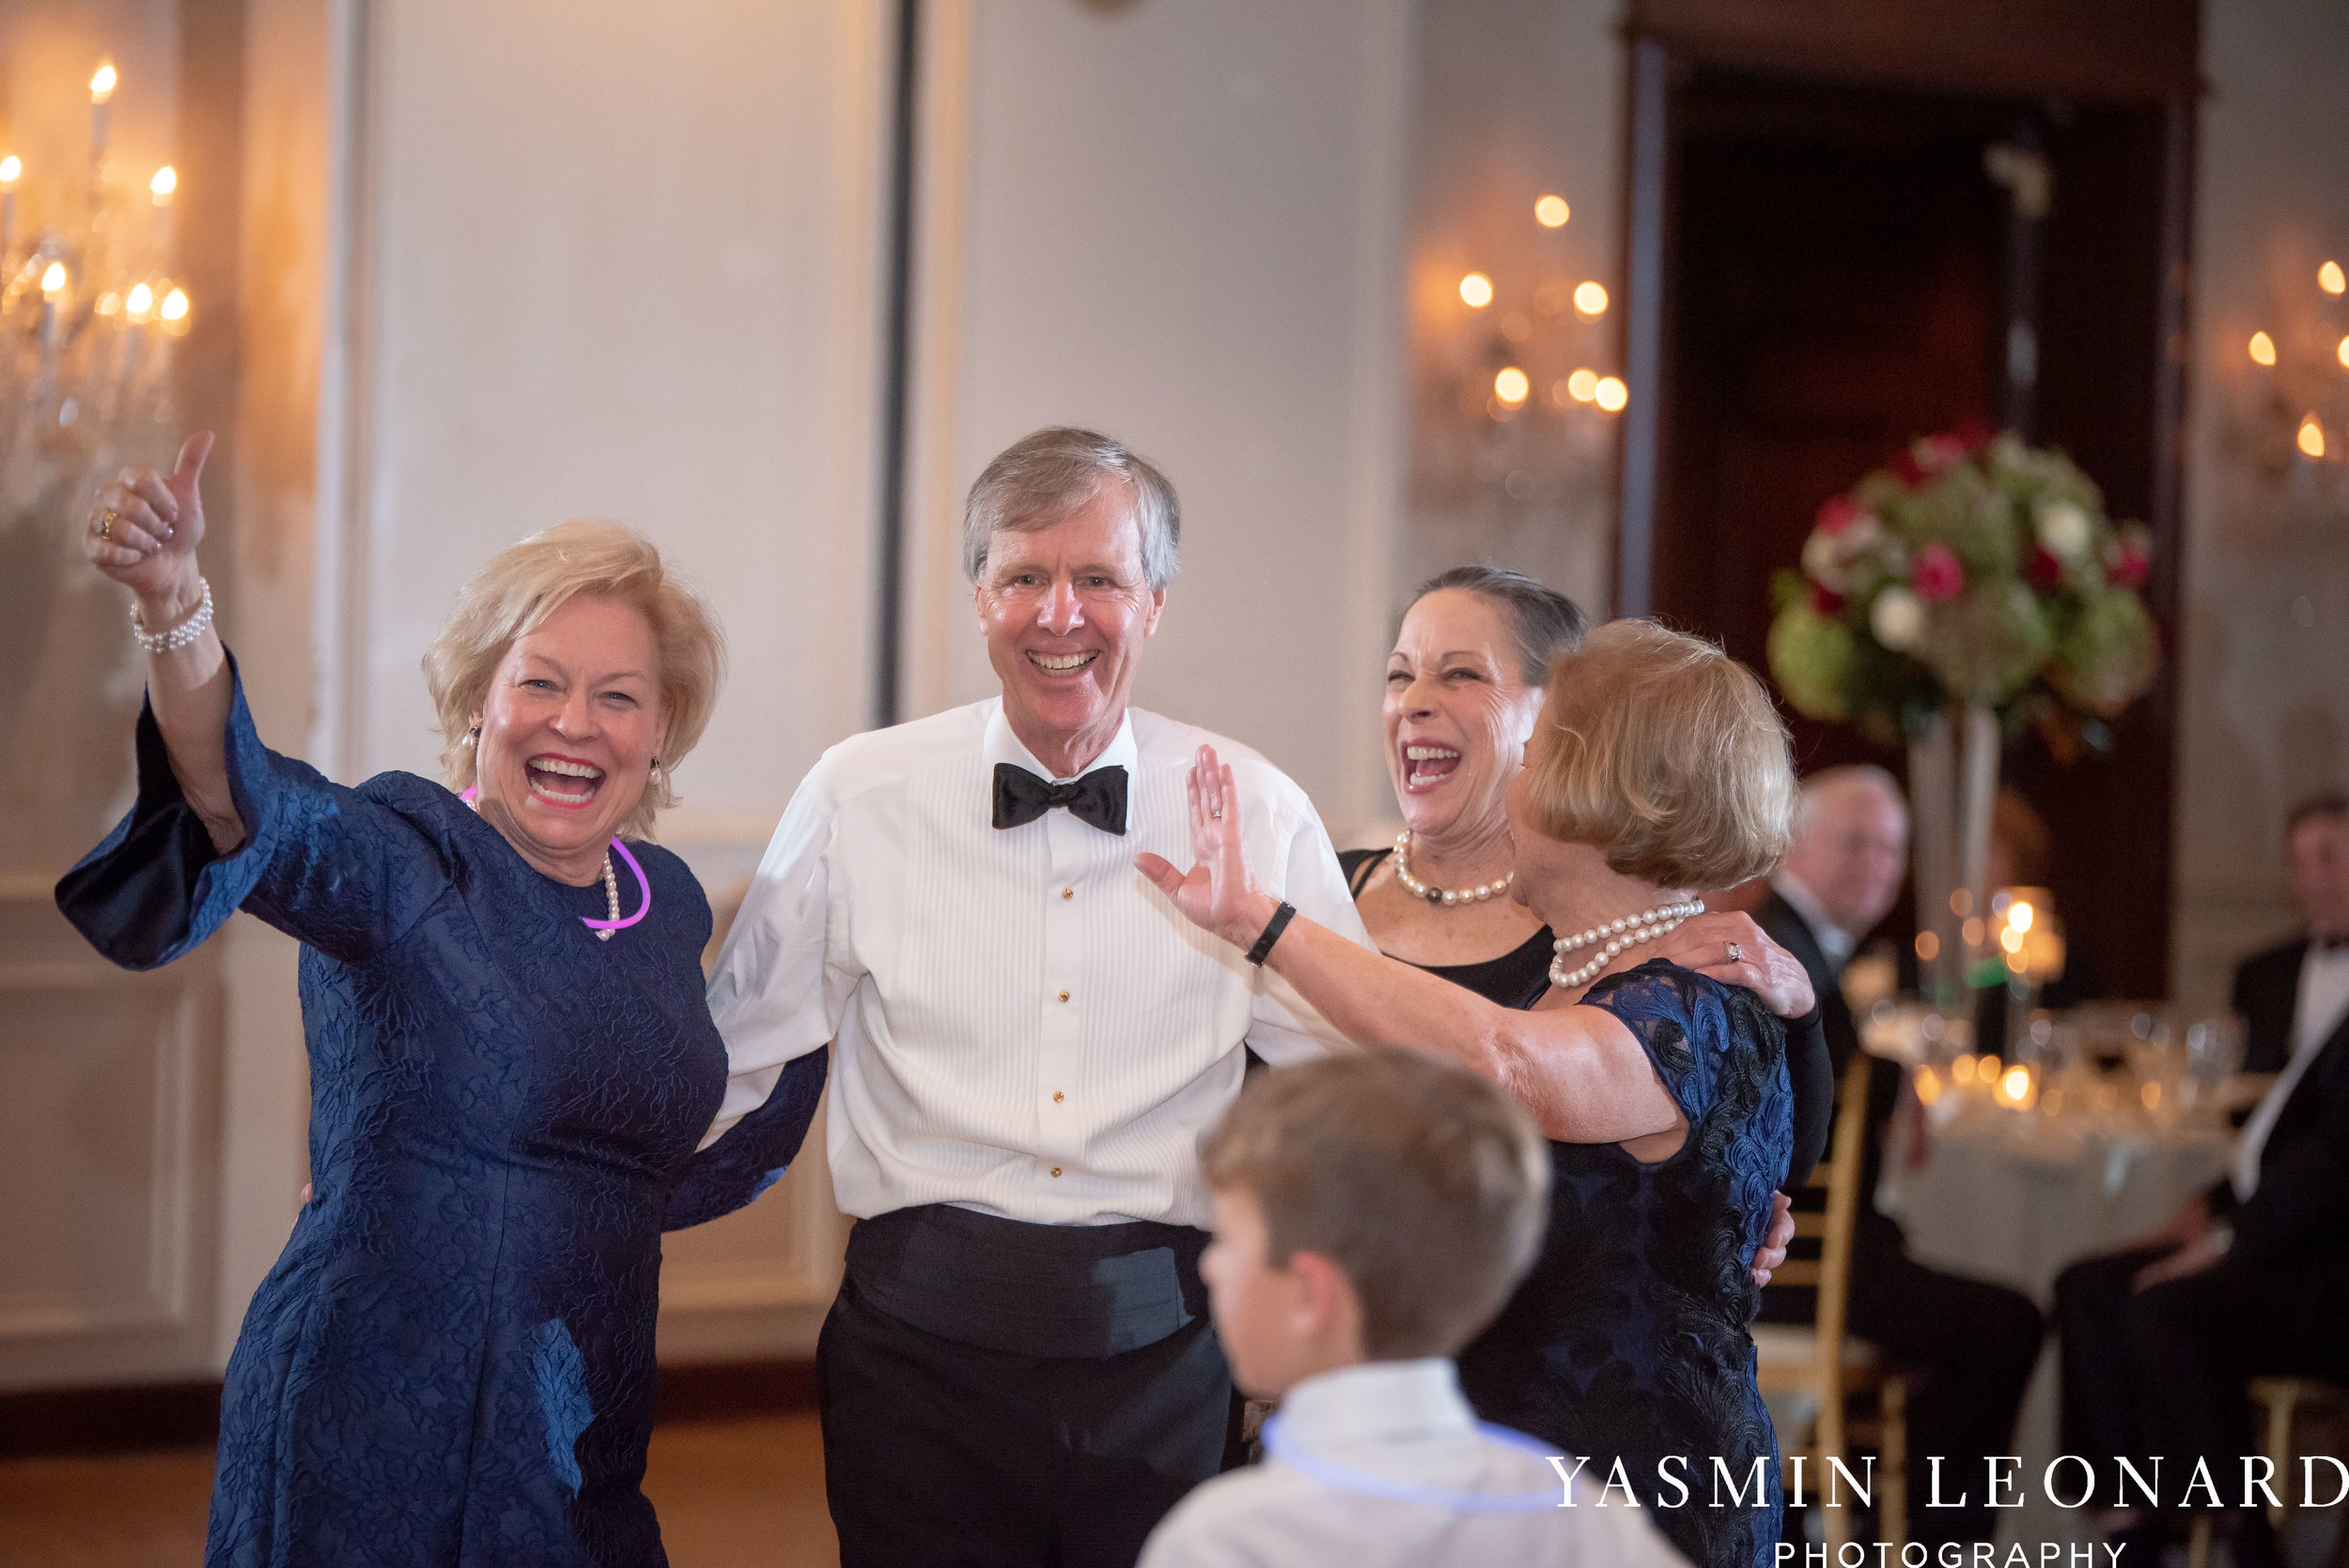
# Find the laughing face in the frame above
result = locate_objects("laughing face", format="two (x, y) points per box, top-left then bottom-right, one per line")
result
(974, 480), (1165, 777)
(470, 592), (662, 884)
(1383, 588), (1546, 846)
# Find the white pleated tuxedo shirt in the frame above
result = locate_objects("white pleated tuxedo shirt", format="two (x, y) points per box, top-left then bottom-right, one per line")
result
(703, 697), (1372, 1229)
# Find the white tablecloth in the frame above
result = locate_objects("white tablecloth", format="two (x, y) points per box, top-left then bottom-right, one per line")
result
(1884, 1105), (2233, 1298)
(1875, 1097), (2235, 1546)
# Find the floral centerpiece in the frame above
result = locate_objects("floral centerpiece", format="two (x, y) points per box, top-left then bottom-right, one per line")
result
(1766, 420), (2159, 750)
(1763, 422), (2161, 1003)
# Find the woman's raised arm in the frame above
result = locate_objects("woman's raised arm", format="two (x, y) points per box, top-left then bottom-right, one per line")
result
(84, 431), (242, 854)
(1136, 745), (1680, 1144)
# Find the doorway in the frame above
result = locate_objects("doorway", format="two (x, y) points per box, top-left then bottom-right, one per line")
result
(1626, 55), (2191, 1000)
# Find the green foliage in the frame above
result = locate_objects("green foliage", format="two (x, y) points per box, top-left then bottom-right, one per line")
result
(1764, 427), (2160, 751)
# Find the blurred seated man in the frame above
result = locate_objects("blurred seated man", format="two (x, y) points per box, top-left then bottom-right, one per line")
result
(2232, 792), (2349, 1074)
(2055, 792), (2349, 1568)
(1756, 766), (2045, 1550)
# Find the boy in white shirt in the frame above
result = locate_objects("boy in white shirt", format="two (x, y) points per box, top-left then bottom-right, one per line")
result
(1140, 1051), (1688, 1568)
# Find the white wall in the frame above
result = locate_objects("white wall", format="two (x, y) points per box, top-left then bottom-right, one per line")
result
(902, 0), (1413, 843)
(336, 0), (891, 846)
(1400, 0), (1625, 623)
(2169, 0), (2349, 1015)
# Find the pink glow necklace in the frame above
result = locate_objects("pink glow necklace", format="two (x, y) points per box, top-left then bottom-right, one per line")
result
(460, 785), (650, 940)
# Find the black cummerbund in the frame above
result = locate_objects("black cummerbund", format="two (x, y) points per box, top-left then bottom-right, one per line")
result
(845, 1203), (1208, 1360)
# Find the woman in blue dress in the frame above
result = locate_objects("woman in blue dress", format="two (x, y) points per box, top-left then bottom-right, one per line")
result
(1141, 617), (1800, 1568)
(58, 433), (827, 1567)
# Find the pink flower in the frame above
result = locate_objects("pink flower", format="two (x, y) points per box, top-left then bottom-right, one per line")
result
(2109, 545), (2150, 590)
(1911, 543), (1964, 602)
(2024, 545), (2066, 593)
(1951, 417), (1998, 454)
(1891, 449), (1930, 488)
(1810, 582), (1847, 616)
(1914, 434), (1969, 473)
(1816, 495), (1865, 536)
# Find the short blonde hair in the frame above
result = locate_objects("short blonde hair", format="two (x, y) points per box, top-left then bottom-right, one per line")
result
(1523, 618), (1795, 889)
(422, 519), (725, 840)
(1199, 1052), (1548, 1360)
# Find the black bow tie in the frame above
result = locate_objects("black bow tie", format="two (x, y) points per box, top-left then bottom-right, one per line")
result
(991, 763), (1128, 836)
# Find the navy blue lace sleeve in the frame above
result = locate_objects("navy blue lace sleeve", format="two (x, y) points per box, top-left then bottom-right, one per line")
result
(662, 1046), (831, 1230)
(54, 651), (449, 970)
(1581, 963), (1740, 1126)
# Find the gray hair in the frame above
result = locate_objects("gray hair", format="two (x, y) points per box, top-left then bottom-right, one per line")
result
(1404, 566), (1586, 687)
(961, 427), (1182, 590)
(1796, 764), (1907, 829)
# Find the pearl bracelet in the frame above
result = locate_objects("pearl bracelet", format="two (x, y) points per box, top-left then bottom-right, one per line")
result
(131, 577), (214, 655)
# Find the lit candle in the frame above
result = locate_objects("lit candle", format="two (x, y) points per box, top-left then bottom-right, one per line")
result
(39, 258), (68, 362)
(90, 62), (117, 160)
(0, 155), (18, 258)
(150, 164), (176, 263)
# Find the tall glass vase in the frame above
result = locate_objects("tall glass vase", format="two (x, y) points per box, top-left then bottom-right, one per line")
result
(1907, 706), (1999, 1006)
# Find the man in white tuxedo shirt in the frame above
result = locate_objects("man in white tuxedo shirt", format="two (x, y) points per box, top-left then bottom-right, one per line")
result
(705, 427), (1372, 1568)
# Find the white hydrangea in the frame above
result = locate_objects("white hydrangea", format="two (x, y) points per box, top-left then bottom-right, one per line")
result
(2036, 501), (2092, 560)
(1870, 586), (1927, 651)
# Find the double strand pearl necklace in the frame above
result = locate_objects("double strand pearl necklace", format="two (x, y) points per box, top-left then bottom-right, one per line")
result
(1547, 897), (1705, 989)
(1392, 831), (1513, 908)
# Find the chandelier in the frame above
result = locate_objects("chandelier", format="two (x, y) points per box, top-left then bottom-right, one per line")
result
(1417, 191), (1624, 519)
(2236, 255), (2348, 509)
(1, 58), (191, 534)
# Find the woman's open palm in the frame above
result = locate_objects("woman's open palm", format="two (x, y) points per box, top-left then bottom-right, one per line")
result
(1135, 746), (1272, 948)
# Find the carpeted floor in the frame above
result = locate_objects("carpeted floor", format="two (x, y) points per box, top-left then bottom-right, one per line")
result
(0, 1413), (837, 1568)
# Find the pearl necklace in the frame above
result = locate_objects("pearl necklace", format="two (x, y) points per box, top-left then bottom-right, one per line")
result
(1391, 831), (1513, 908)
(1547, 897), (1705, 990)
(459, 786), (648, 940)
(592, 855), (620, 940)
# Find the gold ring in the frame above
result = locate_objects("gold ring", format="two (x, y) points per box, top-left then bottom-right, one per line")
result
(97, 509), (117, 539)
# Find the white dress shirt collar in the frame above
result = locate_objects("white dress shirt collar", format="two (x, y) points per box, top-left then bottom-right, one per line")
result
(1276, 1358), (1479, 1451)
(1769, 872), (1853, 968)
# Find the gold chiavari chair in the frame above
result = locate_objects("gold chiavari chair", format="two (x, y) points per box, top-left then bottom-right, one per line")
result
(1753, 1051), (1909, 1552)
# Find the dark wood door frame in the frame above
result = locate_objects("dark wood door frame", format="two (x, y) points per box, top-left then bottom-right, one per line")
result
(1616, 3), (2201, 615)
(1611, 4), (2201, 1001)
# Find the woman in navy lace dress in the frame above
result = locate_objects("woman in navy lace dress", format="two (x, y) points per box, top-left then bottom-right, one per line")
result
(57, 434), (826, 1568)
(1142, 618), (1800, 1568)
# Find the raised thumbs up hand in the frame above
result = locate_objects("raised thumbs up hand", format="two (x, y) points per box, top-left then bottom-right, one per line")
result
(85, 430), (214, 620)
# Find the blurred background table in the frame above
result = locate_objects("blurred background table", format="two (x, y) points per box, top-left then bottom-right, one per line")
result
(1885, 1102), (2232, 1299)
(1860, 1004), (2256, 1546)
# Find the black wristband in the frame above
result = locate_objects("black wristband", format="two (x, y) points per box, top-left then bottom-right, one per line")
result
(1245, 902), (1299, 967)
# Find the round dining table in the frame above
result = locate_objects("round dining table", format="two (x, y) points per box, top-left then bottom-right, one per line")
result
(1872, 1064), (2239, 1548)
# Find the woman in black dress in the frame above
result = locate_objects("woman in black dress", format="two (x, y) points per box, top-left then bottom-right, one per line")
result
(1345, 567), (1832, 1157)
(1348, 569), (1833, 1560)
(1142, 615), (1827, 1568)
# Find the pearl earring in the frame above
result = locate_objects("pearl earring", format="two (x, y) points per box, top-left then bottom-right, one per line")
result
(462, 726), (479, 748)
